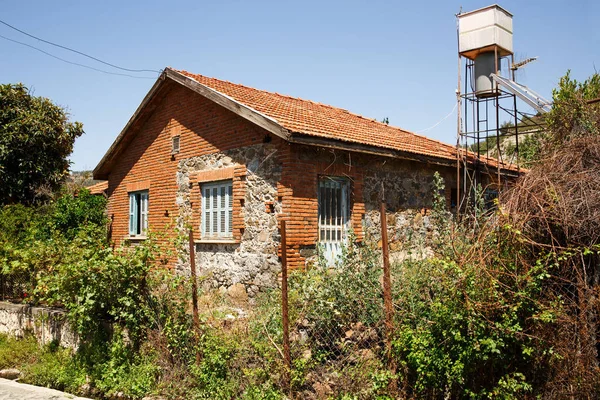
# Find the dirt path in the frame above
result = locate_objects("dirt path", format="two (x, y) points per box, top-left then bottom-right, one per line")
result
(0, 378), (92, 400)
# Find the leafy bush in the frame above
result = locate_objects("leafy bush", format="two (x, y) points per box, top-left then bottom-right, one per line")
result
(45, 188), (107, 239)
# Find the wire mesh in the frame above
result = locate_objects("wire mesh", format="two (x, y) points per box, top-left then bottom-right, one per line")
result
(281, 249), (394, 398)
(0, 270), (33, 302)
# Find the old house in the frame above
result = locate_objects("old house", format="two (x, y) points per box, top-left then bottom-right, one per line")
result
(93, 67), (516, 294)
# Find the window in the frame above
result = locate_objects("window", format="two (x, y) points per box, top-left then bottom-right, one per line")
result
(202, 180), (233, 239)
(129, 191), (149, 237)
(318, 177), (350, 265)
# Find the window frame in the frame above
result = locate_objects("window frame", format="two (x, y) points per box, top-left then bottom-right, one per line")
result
(171, 135), (180, 155)
(201, 180), (233, 240)
(129, 190), (149, 237)
(317, 176), (351, 243)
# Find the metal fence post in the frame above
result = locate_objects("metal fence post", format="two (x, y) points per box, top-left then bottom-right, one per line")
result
(280, 220), (292, 395)
(189, 229), (201, 365)
(380, 188), (395, 373)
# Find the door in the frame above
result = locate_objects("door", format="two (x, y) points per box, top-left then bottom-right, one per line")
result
(318, 177), (350, 266)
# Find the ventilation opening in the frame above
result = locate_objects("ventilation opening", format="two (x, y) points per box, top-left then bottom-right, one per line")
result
(171, 135), (180, 154)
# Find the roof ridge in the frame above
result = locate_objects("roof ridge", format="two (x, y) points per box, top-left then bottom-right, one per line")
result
(177, 68), (350, 110)
(175, 68), (448, 146)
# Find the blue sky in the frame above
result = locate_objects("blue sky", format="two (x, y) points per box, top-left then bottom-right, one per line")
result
(1, 0), (598, 172)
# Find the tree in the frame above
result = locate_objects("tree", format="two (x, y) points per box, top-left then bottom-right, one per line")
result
(546, 70), (600, 146)
(0, 83), (84, 204)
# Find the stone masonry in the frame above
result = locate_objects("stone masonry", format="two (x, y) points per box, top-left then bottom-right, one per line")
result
(176, 144), (282, 297)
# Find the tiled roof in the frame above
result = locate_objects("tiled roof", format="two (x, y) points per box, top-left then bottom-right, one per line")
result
(175, 69), (517, 172)
(176, 69), (461, 162)
(86, 181), (108, 195)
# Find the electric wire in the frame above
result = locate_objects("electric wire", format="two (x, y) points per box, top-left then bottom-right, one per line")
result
(0, 34), (157, 80)
(0, 19), (160, 74)
(416, 102), (458, 133)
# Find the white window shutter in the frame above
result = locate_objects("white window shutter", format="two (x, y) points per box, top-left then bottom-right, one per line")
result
(141, 192), (149, 233)
(129, 193), (137, 236)
(201, 180), (233, 239)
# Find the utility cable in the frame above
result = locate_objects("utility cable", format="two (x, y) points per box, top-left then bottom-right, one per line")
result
(0, 34), (156, 79)
(416, 103), (458, 133)
(0, 19), (160, 74)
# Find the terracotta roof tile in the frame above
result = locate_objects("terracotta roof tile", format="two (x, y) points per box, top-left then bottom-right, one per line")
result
(86, 181), (108, 195)
(175, 69), (516, 170)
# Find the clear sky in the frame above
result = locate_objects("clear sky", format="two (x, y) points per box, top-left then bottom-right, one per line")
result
(1, 0), (598, 172)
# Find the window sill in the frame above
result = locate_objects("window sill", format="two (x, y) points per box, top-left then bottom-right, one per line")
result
(194, 238), (238, 245)
(125, 235), (147, 241)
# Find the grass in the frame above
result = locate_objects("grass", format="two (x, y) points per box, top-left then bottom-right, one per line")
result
(0, 334), (86, 394)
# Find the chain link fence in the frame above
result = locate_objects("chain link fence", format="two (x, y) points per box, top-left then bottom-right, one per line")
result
(0, 270), (33, 302)
(278, 215), (398, 398)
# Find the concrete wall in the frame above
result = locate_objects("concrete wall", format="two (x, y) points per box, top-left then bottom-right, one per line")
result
(0, 302), (77, 349)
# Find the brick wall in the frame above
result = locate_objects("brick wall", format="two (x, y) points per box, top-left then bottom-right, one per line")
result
(105, 78), (460, 288)
(106, 81), (272, 251)
(277, 144), (365, 269)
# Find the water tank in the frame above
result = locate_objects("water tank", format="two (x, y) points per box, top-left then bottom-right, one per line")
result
(458, 4), (513, 59)
(459, 5), (513, 98)
(474, 52), (501, 97)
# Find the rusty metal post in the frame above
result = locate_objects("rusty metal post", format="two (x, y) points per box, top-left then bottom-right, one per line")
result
(380, 188), (395, 370)
(280, 220), (292, 395)
(188, 229), (201, 365)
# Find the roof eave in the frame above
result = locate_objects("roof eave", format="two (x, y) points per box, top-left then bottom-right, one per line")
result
(93, 68), (292, 180)
(288, 133), (457, 168)
(289, 132), (523, 177)
(165, 68), (291, 141)
(93, 71), (168, 180)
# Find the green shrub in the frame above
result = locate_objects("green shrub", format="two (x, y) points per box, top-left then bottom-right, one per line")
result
(21, 343), (86, 394)
(0, 334), (39, 369)
(45, 188), (107, 240)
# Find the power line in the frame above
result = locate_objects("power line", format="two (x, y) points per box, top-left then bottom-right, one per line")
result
(0, 19), (160, 74)
(416, 103), (458, 133)
(0, 34), (157, 79)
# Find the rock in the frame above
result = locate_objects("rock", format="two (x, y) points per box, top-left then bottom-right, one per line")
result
(80, 383), (93, 396)
(224, 314), (236, 321)
(257, 230), (269, 242)
(0, 368), (20, 380)
(312, 382), (333, 398)
(302, 349), (312, 360)
(227, 283), (248, 305)
(413, 213), (423, 228)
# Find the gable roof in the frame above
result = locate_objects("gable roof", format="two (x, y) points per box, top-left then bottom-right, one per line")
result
(176, 70), (459, 161)
(94, 67), (517, 179)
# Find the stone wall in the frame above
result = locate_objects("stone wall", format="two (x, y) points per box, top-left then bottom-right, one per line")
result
(0, 302), (78, 349)
(174, 140), (459, 295)
(362, 159), (456, 262)
(176, 143), (282, 297)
